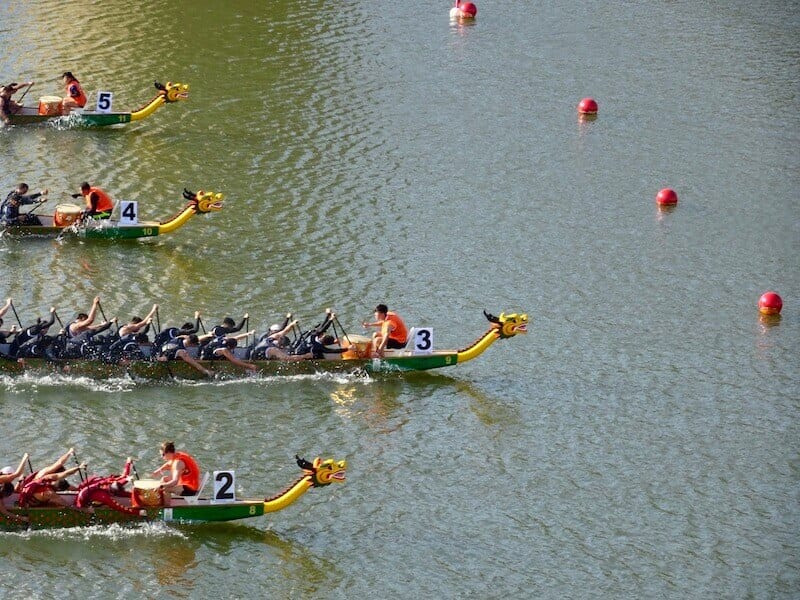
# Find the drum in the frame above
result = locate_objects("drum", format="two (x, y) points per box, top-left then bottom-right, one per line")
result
(342, 339), (372, 360)
(38, 96), (63, 116)
(131, 479), (165, 507)
(53, 203), (83, 227)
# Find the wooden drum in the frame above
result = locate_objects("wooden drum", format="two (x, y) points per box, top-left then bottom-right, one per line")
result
(131, 479), (165, 507)
(53, 203), (83, 227)
(38, 96), (63, 116)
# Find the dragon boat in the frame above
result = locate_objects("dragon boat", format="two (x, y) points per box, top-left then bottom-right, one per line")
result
(1, 189), (223, 240)
(0, 311), (527, 380)
(0, 456), (346, 532)
(5, 81), (189, 127)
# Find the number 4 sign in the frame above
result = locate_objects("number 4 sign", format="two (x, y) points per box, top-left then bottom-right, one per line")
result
(119, 201), (138, 225)
(213, 470), (236, 503)
(96, 91), (113, 113)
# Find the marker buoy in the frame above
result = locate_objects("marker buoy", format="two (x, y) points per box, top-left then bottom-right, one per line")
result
(758, 291), (783, 315)
(656, 188), (678, 207)
(577, 97), (598, 115)
(450, 1), (477, 19)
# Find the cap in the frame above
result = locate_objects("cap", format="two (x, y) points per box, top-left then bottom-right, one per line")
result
(0, 466), (14, 475)
(269, 324), (281, 333)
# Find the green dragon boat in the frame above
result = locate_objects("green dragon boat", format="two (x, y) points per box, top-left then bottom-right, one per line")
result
(0, 456), (346, 532)
(0, 311), (528, 380)
(5, 81), (188, 127)
(1, 189), (223, 240)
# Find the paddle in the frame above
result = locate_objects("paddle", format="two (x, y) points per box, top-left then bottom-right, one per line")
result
(154, 306), (161, 335)
(8, 299), (22, 328)
(72, 450), (87, 483)
(15, 81), (33, 105)
(130, 459), (140, 481)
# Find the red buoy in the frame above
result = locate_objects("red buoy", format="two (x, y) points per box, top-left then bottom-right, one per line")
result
(759, 291), (783, 315)
(577, 97), (598, 115)
(656, 188), (678, 206)
(460, 2), (477, 17)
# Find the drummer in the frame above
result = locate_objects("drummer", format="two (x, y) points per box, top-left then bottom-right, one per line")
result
(60, 71), (87, 114)
(152, 441), (201, 499)
(74, 182), (113, 220)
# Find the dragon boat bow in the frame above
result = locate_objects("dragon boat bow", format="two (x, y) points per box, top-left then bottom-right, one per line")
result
(1, 311), (527, 380)
(0, 456), (346, 532)
(5, 81), (188, 127)
(1, 189), (223, 240)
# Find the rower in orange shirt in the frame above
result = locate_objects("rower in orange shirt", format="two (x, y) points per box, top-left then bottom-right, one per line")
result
(362, 303), (409, 358)
(74, 181), (114, 219)
(153, 441), (201, 498)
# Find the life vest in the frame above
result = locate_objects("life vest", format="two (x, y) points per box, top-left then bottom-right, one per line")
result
(18, 477), (54, 507)
(385, 312), (408, 345)
(171, 451), (200, 491)
(65, 80), (87, 107)
(85, 187), (113, 214)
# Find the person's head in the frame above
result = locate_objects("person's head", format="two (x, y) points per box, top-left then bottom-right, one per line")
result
(80, 182), (90, 194)
(186, 334), (199, 346)
(130, 317), (143, 324)
(321, 334), (335, 345)
(269, 324), (281, 334)
(16, 183), (29, 194)
(0, 85), (13, 97)
(222, 317), (235, 328)
(160, 441), (176, 459)
(374, 304), (389, 318)
(76, 312), (88, 321)
(62, 71), (76, 82)
(225, 338), (238, 350)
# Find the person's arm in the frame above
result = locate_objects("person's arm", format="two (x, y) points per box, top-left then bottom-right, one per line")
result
(271, 320), (298, 341)
(0, 299), (11, 319)
(152, 461), (171, 477)
(218, 348), (257, 371)
(229, 330), (254, 342)
(19, 189), (47, 205)
(37, 448), (74, 479)
(160, 460), (184, 487)
(41, 463), (85, 482)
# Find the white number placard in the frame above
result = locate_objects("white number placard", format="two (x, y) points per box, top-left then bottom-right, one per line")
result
(213, 470), (236, 503)
(96, 91), (113, 113)
(412, 327), (433, 354)
(119, 200), (138, 225)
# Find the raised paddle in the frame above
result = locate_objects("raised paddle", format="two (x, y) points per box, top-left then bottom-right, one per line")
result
(8, 299), (22, 328)
(15, 81), (33, 105)
(72, 451), (87, 483)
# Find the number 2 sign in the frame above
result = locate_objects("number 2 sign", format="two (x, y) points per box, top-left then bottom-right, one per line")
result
(213, 470), (236, 503)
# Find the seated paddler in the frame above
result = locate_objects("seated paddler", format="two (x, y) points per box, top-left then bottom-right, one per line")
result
(60, 71), (87, 114)
(0, 81), (33, 123)
(73, 181), (113, 220)
(0, 454), (30, 524)
(1, 182), (48, 226)
(153, 441), (201, 500)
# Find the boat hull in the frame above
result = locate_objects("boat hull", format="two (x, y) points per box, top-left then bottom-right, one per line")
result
(7, 112), (133, 127)
(4, 353), (461, 380)
(3, 221), (162, 240)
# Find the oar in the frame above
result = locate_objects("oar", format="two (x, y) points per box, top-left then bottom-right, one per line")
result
(9, 299), (22, 328)
(27, 456), (34, 474)
(16, 81), (33, 105)
(72, 451), (86, 483)
(130, 459), (140, 481)
(155, 306), (161, 334)
(53, 309), (64, 329)
(197, 315), (206, 334)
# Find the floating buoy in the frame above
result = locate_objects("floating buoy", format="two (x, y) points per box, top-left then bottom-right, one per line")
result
(759, 291), (783, 315)
(656, 188), (678, 207)
(450, 1), (477, 19)
(577, 97), (598, 115)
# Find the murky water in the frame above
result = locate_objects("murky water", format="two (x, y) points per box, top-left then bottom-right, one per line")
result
(1, 1), (798, 597)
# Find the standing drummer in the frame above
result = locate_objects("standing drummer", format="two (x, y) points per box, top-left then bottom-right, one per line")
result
(0, 182), (48, 225)
(153, 441), (201, 498)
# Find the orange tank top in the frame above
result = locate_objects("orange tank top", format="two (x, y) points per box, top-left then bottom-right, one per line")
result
(172, 451), (200, 491)
(86, 187), (114, 213)
(65, 80), (87, 107)
(386, 312), (408, 345)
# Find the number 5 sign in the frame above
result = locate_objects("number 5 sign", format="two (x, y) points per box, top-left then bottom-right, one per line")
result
(213, 470), (236, 503)
(96, 91), (113, 113)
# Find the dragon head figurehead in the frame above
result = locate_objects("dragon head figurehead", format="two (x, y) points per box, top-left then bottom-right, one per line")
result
(183, 188), (224, 213)
(296, 455), (347, 487)
(484, 310), (528, 339)
(155, 81), (189, 103)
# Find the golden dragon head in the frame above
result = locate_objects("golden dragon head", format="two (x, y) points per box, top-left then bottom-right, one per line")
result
(155, 81), (189, 103)
(183, 188), (224, 213)
(484, 310), (529, 339)
(296, 455), (347, 487)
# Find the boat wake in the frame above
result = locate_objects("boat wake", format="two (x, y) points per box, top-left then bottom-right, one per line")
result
(0, 521), (185, 540)
(0, 373), (137, 393)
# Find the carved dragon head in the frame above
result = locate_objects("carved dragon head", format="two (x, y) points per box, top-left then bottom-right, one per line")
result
(484, 310), (528, 339)
(296, 455), (347, 487)
(183, 188), (224, 213)
(155, 81), (189, 103)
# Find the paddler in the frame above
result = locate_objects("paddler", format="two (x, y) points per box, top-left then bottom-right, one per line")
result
(362, 303), (409, 358)
(0, 82), (33, 123)
(153, 442), (201, 499)
(60, 71), (87, 114)
(0, 182), (48, 226)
